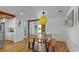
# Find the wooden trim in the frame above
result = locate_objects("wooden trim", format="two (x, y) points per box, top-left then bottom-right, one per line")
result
(28, 21), (30, 37)
(0, 11), (15, 19)
(28, 19), (39, 22)
(5, 40), (14, 43)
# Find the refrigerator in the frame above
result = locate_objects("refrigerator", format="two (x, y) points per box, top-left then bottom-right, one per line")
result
(0, 22), (5, 48)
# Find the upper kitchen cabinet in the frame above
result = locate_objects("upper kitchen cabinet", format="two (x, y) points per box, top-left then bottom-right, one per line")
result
(65, 7), (78, 27)
(0, 11), (15, 19)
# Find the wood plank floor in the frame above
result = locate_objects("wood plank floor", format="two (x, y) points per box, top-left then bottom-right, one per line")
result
(0, 40), (14, 52)
(54, 41), (69, 52)
(0, 39), (69, 52)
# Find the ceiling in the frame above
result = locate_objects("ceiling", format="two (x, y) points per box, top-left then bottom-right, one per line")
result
(0, 6), (70, 20)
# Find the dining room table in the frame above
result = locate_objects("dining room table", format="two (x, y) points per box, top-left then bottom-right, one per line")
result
(27, 34), (56, 52)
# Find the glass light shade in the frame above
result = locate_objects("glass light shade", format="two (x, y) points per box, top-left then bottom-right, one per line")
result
(40, 15), (47, 25)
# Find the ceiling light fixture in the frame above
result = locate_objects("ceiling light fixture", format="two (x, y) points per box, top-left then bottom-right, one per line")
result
(59, 10), (62, 13)
(40, 12), (47, 25)
(40, 11), (47, 36)
(20, 12), (23, 15)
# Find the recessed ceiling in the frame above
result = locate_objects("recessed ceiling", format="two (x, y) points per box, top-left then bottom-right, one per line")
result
(0, 6), (70, 20)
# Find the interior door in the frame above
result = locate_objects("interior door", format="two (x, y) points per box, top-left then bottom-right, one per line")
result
(0, 22), (5, 48)
(30, 22), (35, 35)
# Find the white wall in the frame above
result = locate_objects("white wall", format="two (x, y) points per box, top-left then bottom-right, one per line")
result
(46, 17), (66, 41)
(65, 26), (79, 52)
(5, 19), (15, 41)
(0, 17), (28, 42)
(65, 7), (79, 52)
(14, 17), (28, 42)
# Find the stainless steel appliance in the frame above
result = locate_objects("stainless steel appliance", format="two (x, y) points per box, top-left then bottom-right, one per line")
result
(0, 22), (5, 48)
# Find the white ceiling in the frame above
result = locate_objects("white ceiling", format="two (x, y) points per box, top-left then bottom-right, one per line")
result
(0, 6), (70, 20)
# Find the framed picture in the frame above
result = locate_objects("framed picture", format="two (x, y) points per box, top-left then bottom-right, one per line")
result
(66, 7), (79, 27)
(67, 9), (74, 27)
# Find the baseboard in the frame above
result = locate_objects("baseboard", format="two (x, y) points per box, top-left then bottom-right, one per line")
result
(14, 37), (28, 43)
(66, 39), (79, 52)
(5, 39), (14, 43)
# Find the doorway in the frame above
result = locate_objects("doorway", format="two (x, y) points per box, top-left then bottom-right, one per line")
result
(28, 19), (39, 37)
(0, 22), (5, 48)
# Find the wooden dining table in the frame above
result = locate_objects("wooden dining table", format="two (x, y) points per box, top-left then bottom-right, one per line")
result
(27, 34), (56, 52)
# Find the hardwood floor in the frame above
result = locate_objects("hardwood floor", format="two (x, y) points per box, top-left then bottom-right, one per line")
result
(54, 41), (69, 52)
(14, 39), (32, 52)
(0, 40), (14, 52)
(0, 39), (69, 52)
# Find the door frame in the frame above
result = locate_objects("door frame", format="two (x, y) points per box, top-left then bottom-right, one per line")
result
(28, 19), (39, 37)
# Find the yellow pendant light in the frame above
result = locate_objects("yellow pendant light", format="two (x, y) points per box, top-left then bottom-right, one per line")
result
(40, 12), (47, 25)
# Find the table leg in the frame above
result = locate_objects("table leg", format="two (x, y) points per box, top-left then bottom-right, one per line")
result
(32, 43), (34, 51)
(53, 47), (55, 52)
(45, 40), (48, 52)
(28, 42), (30, 48)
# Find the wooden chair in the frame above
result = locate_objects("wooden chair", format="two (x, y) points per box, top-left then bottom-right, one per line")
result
(48, 39), (56, 52)
(28, 37), (35, 48)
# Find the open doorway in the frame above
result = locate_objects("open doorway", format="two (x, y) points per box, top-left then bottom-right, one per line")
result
(28, 19), (39, 37)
